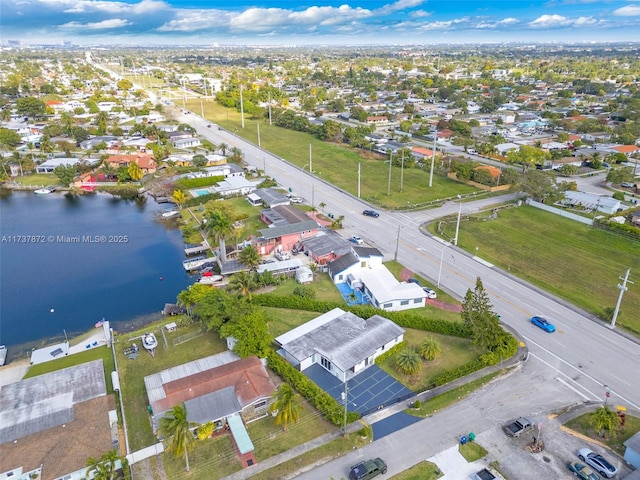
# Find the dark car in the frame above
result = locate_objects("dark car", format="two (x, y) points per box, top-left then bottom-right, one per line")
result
(531, 315), (556, 333)
(349, 458), (387, 480)
(568, 462), (600, 480)
(578, 448), (617, 478)
(408, 278), (421, 286)
(362, 209), (379, 218)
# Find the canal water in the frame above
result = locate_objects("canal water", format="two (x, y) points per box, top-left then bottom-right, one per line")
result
(0, 190), (193, 359)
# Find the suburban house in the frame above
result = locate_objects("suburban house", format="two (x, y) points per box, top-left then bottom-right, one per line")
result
(624, 431), (640, 470)
(106, 153), (157, 174)
(260, 204), (310, 227)
(35, 157), (99, 174)
(253, 188), (291, 208)
(172, 136), (202, 149)
(0, 360), (118, 480)
(560, 191), (624, 215)
(79, 135), (118, 150)
(256, 219), (319, 256)
(144, 351), (276, 469)
(298, 229), (352, 265)
(328, 246), (427, 311)
(212, 176), (260, 197)
(275, 307), (405, 382)
(551, 156), (584, 170)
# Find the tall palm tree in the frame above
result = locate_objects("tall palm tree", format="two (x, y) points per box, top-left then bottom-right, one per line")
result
(228, 271), (257, 300)
(418, 337), (442, 361)
(394, 347), (422, 375)
(269, 384), (302, 431)
(207, 210), (234, 262)
(218, 142), (229, 156)
(127, 161), (143, 181)
(158, 403), (197, 472)
(84, 449), (127, 480)
(238, 245), (261, 271)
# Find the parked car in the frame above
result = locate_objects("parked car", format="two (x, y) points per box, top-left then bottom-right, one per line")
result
(423, 287), (437, 299)
(503, 417), (533, 437)
(275, 250), (290, 261)
(349, 458), (387, 480)
(362, 209), (379, 218)
(578, 448), (618, 478)
(621, 182), (634, 188)
(290, 196), (303, 204)
(531, 316), (556, 333)
(408, 278), (421, 286)
(568, 462), (600, 480)
(349, 235), (364, 245)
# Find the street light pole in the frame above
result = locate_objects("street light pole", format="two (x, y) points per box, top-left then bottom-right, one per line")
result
(611, 268), (632, 328)
(358, 163), (361, 198)
(342, 380), (349, 437)
(437, 245), (447, 287)
(429, 130), (436, 188)
(257, 123), (261, 147)
(387, 152), (392, 196)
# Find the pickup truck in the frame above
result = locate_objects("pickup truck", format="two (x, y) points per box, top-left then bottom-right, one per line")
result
(503, 417), (533, 437)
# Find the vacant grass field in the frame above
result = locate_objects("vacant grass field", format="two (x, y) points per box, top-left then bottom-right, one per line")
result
(432, 204), (640, 333)
(8, 173), (59, 187)
(564, 411), (640, 456)
(162, 433), (241, 479)
(264, 307), (323, 338)
(458, 441), (488, 462)
(377, 329), (484, 392)
(186, 99), (478, 208)
(267, 273), (346, 302)
(114, 318), (228, 451)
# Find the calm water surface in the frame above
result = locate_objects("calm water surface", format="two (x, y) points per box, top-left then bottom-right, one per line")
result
(0, 190), (192, 357)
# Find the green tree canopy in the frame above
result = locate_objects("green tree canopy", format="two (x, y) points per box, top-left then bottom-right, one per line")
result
(16, 96), (46, 117)
(0, 127), (21, 148)
(461, 277), (504, 350)
(220, 309), (272, 358)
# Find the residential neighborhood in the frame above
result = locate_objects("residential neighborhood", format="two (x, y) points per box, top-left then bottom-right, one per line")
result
(1, 39), (639, 480)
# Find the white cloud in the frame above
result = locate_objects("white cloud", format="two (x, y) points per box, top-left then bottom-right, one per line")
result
(410, 10), (431, 19)
(613, 5), (640, 16)
(60, 18), (132, 29)
(375, 0), (425, 15)
(498, 17), (519, 25)
(37, 0), (167, 15)
(529, 13), (598, 28)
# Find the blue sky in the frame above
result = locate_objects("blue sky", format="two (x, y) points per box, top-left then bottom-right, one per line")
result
(3, 0), (640, 45)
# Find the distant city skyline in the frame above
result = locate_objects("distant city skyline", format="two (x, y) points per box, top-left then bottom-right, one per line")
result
(3, 0), (640, 46)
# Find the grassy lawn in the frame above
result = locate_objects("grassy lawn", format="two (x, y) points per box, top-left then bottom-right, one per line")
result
(248, 399), (335, 461)
(186, 100), (478, 209)
(459, 441), (488, 462)
(249, 431), (372, 480)
(9, 173), (59, 186)
(390, 461), (443, 480)
(267, 274), (346, 303)
(407, 370), (507, 418)
(264, 307), (322, 338)
(564, 411), (640, 456)
(115, 318), (228, 451)
(24, 345), (115, 392)
(162, 433), (242, 479)
(378, 329), (483, 392)
(431, 204), (640, 333)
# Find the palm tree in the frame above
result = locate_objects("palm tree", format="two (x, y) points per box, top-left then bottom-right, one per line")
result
(269, 384), (302, 431)
(394, 347), (422, 375)
(84, 449), (127, 480)
(158, 403), (197, 472)
(318, 201), (326, 213)
(218, 142), (229, 156)
(207, 210), (234, 262)
(171, 189), (186, 209)
(418, 337), (442, 361)
(592, 405), (619, 437)
(238, 245), (261, 271)
(128, 162), (143, 181)
(228, 271), (257, 300)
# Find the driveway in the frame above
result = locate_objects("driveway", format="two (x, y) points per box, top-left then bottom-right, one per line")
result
(303, 364), (413, 416)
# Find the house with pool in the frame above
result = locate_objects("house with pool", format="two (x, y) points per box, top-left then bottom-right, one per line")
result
(328, 246), (427, 311)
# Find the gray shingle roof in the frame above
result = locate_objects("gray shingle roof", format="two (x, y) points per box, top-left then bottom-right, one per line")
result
(300, 229), (351, 257)
(259, 220), (319, 240)
(278, 310), (404, 372)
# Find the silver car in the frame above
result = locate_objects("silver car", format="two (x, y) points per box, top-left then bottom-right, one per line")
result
(578, 448), (618, 478)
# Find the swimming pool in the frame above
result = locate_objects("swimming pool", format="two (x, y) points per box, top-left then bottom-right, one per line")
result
(191, 188), (213, 197)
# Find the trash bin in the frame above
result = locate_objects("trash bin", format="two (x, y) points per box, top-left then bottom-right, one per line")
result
(147, 405), (153, 415)
(460, 436), (467, 445)
(468, 432), (476, 442)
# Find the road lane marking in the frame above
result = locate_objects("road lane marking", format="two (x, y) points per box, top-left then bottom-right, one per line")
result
(555, 376), (593, 401)
(528, 352), (598, 400)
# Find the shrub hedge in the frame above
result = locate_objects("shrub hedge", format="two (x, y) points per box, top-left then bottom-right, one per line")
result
(266, 351), (360, 427)
(374, 341), (406, 365)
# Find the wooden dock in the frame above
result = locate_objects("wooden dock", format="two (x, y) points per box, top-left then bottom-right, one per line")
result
(185, 241), (211, 256)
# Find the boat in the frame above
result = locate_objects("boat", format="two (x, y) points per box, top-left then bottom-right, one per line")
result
(183, 256), (215, 272)
(161, 210), (181, 219)
(95, 317), (106, 328)
(199, 274), (222, 285)
(0, 345), (6, 366)
(142, 333), (158, 356)
(34, 186), (56, 195)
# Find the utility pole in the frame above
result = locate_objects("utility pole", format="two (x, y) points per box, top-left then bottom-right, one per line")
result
(429, 130), (437, 187)
(309, 144), (312, 173)
(357, 163), (361, 198)
(611, 269), (633, 328)
(268, 90), (272, 126)
(454, 201), (462, 246)
(200, 100), (204, 118)
(342, 380), (349, 436)
(257, 123), (261, 147)
(394, 225), (401, 261)
(239, 81), (245, 129)
(400, 150), (405, 192)
(387, 152), (393, 196)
